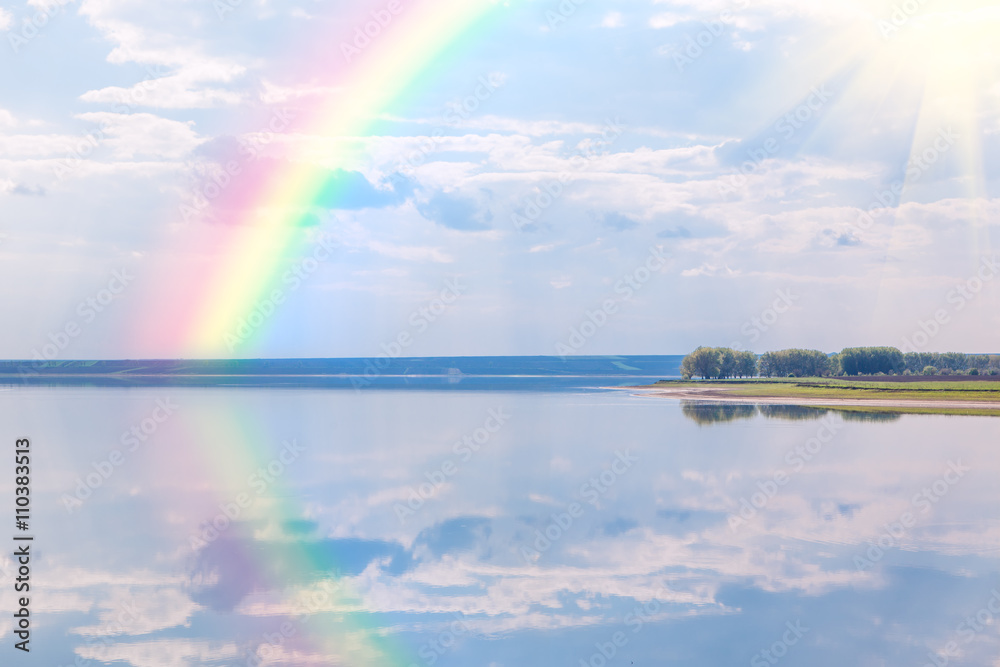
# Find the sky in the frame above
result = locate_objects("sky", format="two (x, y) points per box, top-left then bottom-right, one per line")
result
(1, 0), (999, 359)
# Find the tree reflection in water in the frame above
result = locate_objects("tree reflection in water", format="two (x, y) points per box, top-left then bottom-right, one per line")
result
(681, 401), (902, 425)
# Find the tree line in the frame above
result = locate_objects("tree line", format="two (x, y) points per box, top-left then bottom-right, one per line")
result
(680, 347), (758, 379)
(680, 346), (1000, 379)
(902, 352), (996, 375)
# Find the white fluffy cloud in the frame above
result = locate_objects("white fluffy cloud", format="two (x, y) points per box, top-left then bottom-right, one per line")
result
(74, 112), (203, 158)
(602, 11), (624, 28)
(0, 0), (997, 357)
(77, 0), (248, 109)
(80, 65), (246, 109)
(76, 640), (239, 667)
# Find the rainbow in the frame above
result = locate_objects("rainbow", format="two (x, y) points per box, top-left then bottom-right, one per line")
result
(182, 405), (413, 665)
(149, 0), (512, 357)
(138, 3), (519, 664)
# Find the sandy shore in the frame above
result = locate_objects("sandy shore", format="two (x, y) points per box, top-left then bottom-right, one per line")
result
(616, 385), (1000, 411)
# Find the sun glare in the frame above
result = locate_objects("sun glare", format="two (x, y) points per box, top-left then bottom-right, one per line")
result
(784, 0), (1000, 328)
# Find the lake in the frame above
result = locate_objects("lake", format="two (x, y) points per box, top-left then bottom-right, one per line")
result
(3, 380), (998, 666)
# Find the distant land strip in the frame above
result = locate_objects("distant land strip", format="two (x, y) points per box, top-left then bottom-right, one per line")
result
(0, 355), (683, 382)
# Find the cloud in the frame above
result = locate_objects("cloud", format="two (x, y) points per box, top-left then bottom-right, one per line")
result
(604, 517), (639, 536)
(258, 79), (340, 104)
(75, 639), (239, 667)
(179, 143), (412, 223)
(0, 8), (11, 31)
(75, 112), (202, 159)
(649, 12), (686, 29)
(649, 0), (870, 24)
(438, 115), (612, 137)
(413, 516), (493, 557)
(189, 532), (413, 612)
(28, 0), (78, 8)
(603, 212), (639, 231)
(367, 241), (453, 264)
(681, 263), (739, 277)
(816, 228), (861, 248)
(0, 132), (87, 158)
(77, 1), (247, 109)
(10, 183), (46, 196)
(313, 169), (411, 211)
(71, 589), (201, 637)
(79, 61), (246, 110)
(417, 191), (493, 231)
(658, 226), (692, 238)
(602, 11), (624, 28)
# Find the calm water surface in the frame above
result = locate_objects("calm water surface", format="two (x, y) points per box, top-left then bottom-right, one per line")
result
(2, 383), (998, 666)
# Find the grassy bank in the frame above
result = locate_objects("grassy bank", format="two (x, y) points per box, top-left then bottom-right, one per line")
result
(648, 377), (1000, 412)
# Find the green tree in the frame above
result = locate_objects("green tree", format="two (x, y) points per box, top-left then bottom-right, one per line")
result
(839, 347), (905, 375)
(717, 348), (734, 378)
(758, 352), (778, 378)
(736, 350), (758, 378)
(756, 349), (831, 377)
(938, 352), (966, 371)
(681, 347), (721, 380)
(829, 353), (844, 376)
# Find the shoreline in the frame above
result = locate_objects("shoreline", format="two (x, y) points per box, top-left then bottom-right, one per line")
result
(613, 384), (1000, 413)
